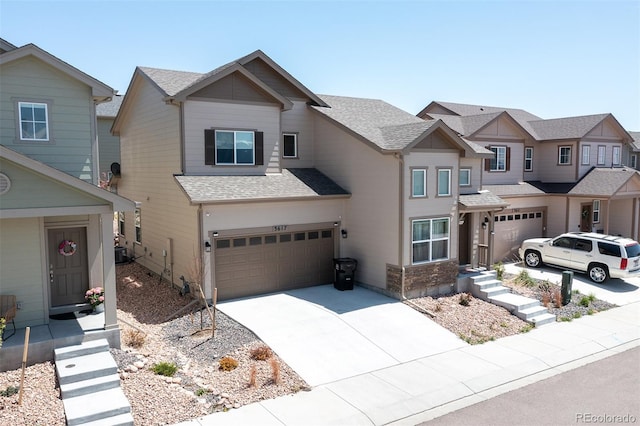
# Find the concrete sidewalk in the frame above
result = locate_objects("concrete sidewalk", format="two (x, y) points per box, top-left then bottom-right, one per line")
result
(175, 301), (639, 426)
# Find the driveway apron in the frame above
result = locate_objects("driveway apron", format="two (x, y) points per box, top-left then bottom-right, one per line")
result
(217, 284), (466, 386)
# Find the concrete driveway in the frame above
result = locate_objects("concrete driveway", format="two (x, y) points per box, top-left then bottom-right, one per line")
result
(217, 284), (466, 387)
(504, 263), (640, 306)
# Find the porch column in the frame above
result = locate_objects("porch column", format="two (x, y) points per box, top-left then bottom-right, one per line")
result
(487, 211), (495, 268)
(603, 199), (610, 235)
(101, 212), (118, 331)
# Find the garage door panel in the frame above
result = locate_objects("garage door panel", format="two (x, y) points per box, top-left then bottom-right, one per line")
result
(495, 211), (544, 261)
(215, 228), (335, 300)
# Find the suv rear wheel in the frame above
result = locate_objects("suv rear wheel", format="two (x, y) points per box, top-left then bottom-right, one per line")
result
(524, 250), (542, 268)
(588, 263), (608, 283)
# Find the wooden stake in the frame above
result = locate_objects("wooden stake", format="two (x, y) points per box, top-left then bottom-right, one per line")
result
(212, 287), (217, 339)
(18, 326), (30, 406)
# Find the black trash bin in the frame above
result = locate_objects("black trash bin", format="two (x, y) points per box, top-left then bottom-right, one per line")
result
(333, 258), (357, 291)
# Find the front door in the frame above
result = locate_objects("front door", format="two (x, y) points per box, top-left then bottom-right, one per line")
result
(580, 204), (592, 232)
(48, 227), (89, 307)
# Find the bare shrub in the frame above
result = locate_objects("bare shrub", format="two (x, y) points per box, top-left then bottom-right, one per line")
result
(248, 364), (257, 388)
(250, 345), (272, 361)
(269, 358), (281, 384)
(123, 329), (146, 348)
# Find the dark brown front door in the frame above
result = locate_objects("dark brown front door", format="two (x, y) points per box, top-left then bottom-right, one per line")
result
(48, 227), (88, 307)
(580, 204), (592, 232)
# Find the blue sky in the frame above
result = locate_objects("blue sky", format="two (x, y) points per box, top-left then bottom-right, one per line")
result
(2, 0), (639, 130)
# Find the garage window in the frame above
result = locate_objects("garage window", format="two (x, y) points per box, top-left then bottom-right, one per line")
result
(233, 238), (246, 247)
(280, 234), (291, 243)
(294, 233), (306, 241)
(250, 237), (262, 246)
(412, 218), (450, 264)
(309, 231), (319, 240)
(265, 235), (277, 244)
(216, 239), (230, 249)
(322, 230), (333, 238)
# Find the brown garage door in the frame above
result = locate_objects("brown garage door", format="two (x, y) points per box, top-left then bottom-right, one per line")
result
(214, 228), (335, 300)
(494, 210), (545, 261)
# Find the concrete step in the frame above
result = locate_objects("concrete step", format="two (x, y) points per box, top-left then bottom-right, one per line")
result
(60, 372), (121, 399)
(480, 285), (510, 298)
(73, 412), (134, 426)
(55, 351), (117, 385)
(63, 387), (131, 426)
(469, 272), (497, 284)
(475, 279), (504, 290)
(530, 312), (557, 327)
(489, 292), (541, 312)
(516, 305), (550, 321)
(55, 339), (110, 361)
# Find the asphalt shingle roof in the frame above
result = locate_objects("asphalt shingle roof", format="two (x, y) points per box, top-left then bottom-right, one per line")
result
(432, 101), (543, 122)
(458, 191), (509, 209)
(482, 183), (546, 197)
(528, 114), (611, 140)
(569, 167), (640, 196)
(175, 168), (350, 204)
(138, 66), (206, 97)
(96, 94), (124, 117)
(629, 131), (640, 151)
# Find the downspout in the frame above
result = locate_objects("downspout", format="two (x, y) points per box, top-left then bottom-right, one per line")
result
(395, 152), (407, 301)
(197, 203), (205, 299)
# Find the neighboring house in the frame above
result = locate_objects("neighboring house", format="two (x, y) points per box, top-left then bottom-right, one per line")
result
(113, 50), (496, 303)
(96, 94), (123, 184)
(419, 102), (640, 260)
(627, 131), (640, 171)
(0, 38), (135, 362)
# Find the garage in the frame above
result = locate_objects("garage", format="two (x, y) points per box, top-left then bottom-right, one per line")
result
(213, 227), (336, 300)
(494, 208), (546, 261)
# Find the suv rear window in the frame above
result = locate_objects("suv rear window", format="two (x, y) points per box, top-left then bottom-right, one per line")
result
(625, 243), (640, 258)
(598, 242), (621, 257)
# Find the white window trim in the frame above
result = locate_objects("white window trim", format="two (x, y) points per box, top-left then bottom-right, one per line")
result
(581, 145), (590, 165)
(524, 147), (533, 172)
(612, 146), (621, 165)
(593, 200), (600, 223)
(282, 132), (298, 159)
(411, 217), (450, 264)
(118, 211), (125, 236)
(558, 146), (572, 165)
(459, 168), (471, 186)
(134, 208), (142, 244)
(632, 154), (638, 169)
(411, 168), (427, 198)
(215, 130), (255, 165)
(18, 101), (50, 142)
(490, 146), (507, 171)
(597, 145), (606, 165)
(437, 168), (452, 197)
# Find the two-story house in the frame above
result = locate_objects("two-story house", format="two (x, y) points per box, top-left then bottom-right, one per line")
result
(113, 50), (498, 303)
(0, 38), (135, 369)
(419, 102), (640, 261)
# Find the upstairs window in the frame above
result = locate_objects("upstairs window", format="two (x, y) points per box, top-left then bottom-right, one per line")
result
(459, 168), (471, 186)
(486, 146), (510, 172)
(524, 147), (533, 171)
(282, 133), (298, 158)
(204, 129), (264, 166)
(581, 145), (591, 165)
(437, 168), (451, 196)
(558, 146), (572, 165)
(597, 145), (606, 165)
(19, 102), (49, 141)
(632, 154), (637, 169)
(411, 168), (426, 198)
(612, 146), (621, 165)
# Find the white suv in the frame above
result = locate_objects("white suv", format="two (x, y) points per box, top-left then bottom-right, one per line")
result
(519, 232), (640, 283)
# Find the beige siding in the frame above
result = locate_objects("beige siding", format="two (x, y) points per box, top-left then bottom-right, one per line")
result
(578, 140), (624, 178)
(281, 101), (315, 168)
(546, 196), (569, 236)
(0, 56), (97, 183)
(314, 118), (399, 290)
(481, 141), (525, 185)
(242, 58), (308, 99)
(459, 157), (482, 194)
(0, 218), (46, 327)
(475, 116), (526, 140)
(117, 78), (199, 290)
(404, 150), (460, 265)
(183, 101), (280, 175)
(537, 142), (577, 182)
(609, 198), (633, 237)
(97, 117), (120, 179)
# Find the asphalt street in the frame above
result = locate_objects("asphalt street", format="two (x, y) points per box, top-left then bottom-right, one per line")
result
(422, 346), (640, 426)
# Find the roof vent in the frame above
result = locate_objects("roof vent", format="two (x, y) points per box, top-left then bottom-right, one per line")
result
(0, 172), (11, 195)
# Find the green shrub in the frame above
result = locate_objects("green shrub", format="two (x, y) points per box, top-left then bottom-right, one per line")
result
(218, 356), (238, 371)
(579, 296), (591, 307)
(520, 323), (534, 333)
(588, 293), (597, 302)
(0, 385), (19, 397)
(573, 311), (582, 319)
(152, 361), (178, 377)
(0, 317), (5, 349)
(195, 388), (209, 397)
(493, 262), (505, 280)
(515, 270), (536, 287)
(458, 293), (472, 307)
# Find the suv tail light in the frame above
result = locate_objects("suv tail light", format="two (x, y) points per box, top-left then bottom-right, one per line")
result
(620, 258), (628, 270)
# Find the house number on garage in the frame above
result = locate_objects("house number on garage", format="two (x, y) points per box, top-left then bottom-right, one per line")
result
(273, 225), (288, 231)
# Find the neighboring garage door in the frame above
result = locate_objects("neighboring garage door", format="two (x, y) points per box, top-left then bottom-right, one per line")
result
(494, 210), (545, 261)
(214, 228), (335, 300)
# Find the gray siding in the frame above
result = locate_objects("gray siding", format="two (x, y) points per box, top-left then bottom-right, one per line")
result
(97, 117), (120, 180)
(281, 101), (315, 168)
(0, 55), (97, 183)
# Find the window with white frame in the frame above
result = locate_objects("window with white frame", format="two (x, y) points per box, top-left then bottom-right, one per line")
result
(118, 211), (125, 236)
(411, 168), (426, 197)
(437, 168), (451, 196)
(612, 146), (621, 165)
(135, 208), (141, 244)
(597, 145), (606, 165)
(490, 146), (507, 171)
(282, 133), (298, 158)
(524, 147), (533, 171)
(593, 200), (600, 223)
(19, 102), (49, 141)
(459, 168), (471, 186)
(581, 145), (591, 165)
(632, 154), (638, 169)
(558, 146), (572, 165)
(215, 130), (255, 164)
(412, 218), (450, 264)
